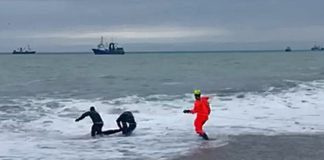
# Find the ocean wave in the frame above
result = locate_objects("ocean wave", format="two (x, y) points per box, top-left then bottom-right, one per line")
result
(0, 80), (324, 159)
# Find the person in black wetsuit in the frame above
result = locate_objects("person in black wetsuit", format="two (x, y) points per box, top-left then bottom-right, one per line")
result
(75, 106), (104, 137)
(102, 111), (136, 136)
(116, 111), (136, 136)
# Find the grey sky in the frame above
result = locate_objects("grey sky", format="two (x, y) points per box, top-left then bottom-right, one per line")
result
(1, 0), (324, 52)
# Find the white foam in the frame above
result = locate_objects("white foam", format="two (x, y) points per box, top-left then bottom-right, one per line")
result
(212, 80), (324, 135)
(1, 80), (324, 159)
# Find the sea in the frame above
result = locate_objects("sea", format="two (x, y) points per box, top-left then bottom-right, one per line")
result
(0, 51), (324, 160)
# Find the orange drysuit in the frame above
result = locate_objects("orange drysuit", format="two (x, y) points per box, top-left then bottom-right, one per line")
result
(190, 96), (210, 135)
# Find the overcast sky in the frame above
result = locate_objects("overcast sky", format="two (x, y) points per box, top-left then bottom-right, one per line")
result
(1, 0), (324, 52)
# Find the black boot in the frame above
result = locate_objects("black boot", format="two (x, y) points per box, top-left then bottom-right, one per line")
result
(200, 133), (209, 140)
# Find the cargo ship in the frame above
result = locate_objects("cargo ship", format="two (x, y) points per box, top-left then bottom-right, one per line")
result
(92, 37), (125, 55)
(12, 45), (36, 54)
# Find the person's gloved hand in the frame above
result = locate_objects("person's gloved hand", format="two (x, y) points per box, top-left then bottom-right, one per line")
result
(75, 119), (79, 122)
(183, 110), (191, 113)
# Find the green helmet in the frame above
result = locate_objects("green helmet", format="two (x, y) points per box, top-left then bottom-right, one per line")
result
(193, 89), (201, 95)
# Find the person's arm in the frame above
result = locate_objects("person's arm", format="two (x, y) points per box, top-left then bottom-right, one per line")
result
(205, 97), (211, 114)
(183, 106), (194, 113)
(183, 102), (198, 114)
(75, 111), (90, 122)
(190, 102), (199, 113)
(206, 101), (211, 115)
(116, 116), (122, 129)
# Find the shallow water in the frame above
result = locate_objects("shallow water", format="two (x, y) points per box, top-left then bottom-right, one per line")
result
(0, 52), (324, 159)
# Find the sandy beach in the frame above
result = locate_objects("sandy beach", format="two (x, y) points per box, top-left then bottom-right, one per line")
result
(174, 134), (324, 160)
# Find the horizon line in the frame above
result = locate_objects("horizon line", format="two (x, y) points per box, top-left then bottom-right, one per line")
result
(0, 49), (316, 54)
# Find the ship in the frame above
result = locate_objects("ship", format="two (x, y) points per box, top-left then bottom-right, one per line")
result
(311, 44), (323, 51)
(92, 37), (125, 55)
(285, 46), (292, 52)
(12, 45), (36, 54)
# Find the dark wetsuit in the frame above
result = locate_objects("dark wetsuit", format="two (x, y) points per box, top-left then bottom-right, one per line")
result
(76, 111), (104, 137)
(101, 111), (136, 136)
(117, 111), (136, 136)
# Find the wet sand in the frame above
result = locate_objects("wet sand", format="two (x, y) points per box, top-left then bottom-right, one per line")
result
(173, 134), (324, 160)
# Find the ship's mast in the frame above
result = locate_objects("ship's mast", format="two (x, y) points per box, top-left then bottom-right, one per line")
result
(97, 36), (105, 48)
(100, 36), (104, 44)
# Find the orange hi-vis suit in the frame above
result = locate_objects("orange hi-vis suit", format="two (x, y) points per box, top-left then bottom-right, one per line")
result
(190, 96), (210, 135)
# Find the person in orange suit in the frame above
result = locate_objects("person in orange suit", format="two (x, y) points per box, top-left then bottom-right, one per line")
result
(183, 90), (210, 140)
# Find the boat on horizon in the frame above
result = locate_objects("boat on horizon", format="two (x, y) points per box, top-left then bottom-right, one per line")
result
(311, 44), (324, 51)
(92, 37), (125, 55)
(285, 46), (292, 52)
(12, 45), (36, 54)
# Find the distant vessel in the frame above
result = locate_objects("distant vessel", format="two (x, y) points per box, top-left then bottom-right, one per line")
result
(311, 45), (323, 51)
(12, 45), (36, 54)
(285, 46), (292, 52)
(92, 37), (125, 55)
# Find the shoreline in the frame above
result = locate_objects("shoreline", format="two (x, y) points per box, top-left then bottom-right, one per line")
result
(173, 134), (324, 160)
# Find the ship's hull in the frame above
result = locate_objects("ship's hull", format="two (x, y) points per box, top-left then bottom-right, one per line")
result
(12, 51), (36, 54)
(285, 49), (291, 52)
(311, 48), (324, 51)
(92, 49), (125, 55)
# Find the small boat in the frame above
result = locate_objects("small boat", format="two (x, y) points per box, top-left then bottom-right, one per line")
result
(92, 37), (125, 55)
(285, 46), (292, 52)
(311, 45), (322, 51)
(12, 45), (36, 54)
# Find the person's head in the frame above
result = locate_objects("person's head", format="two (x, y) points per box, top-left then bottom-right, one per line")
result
(193, 89), (201, 100)
(90, 106), (95, 111)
